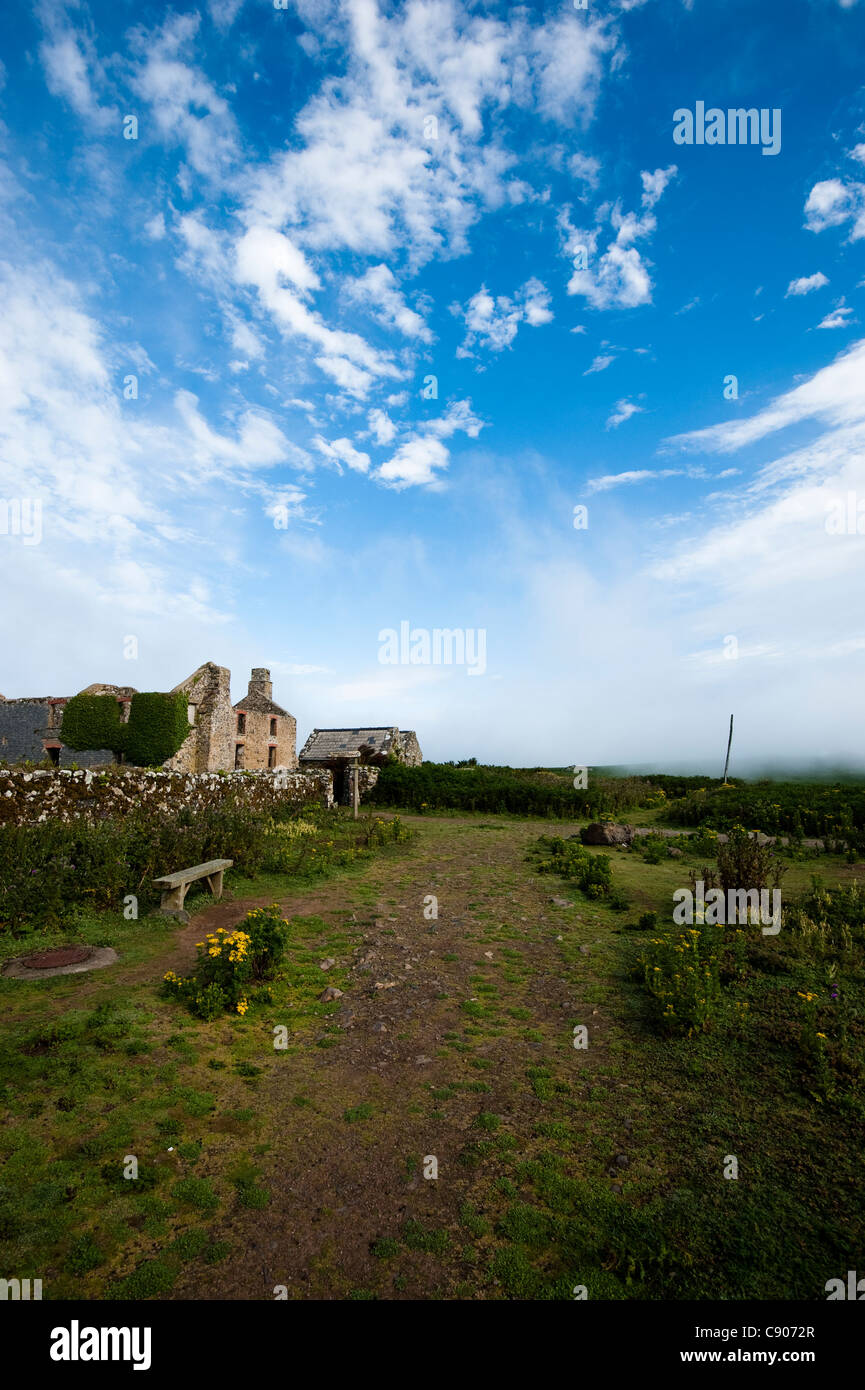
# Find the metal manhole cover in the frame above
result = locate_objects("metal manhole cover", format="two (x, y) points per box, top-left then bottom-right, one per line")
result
(20, 945), (93, 970)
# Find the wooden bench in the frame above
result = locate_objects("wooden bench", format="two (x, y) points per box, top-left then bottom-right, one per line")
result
(153, 859), (233, 915)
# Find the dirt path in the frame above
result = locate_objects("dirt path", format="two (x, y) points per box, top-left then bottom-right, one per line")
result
(168, 817), (614, 1300)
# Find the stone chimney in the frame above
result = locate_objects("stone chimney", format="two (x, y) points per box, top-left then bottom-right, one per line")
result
(249, 667), (273, 701)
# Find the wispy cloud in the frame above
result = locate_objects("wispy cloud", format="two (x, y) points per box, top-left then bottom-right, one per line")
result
(606, 398), (645, 429)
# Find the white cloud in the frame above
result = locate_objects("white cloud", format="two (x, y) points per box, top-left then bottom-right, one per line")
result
(263, 486), (309, 526)
(568, 152), (601, 188)
(269, 660), (335, 677)
(174, 390), (298, 472)
(312, 435), (371, 474)
(277, 532), (332, 565)
(229, 315), (265, 361)
(235, 225), (321, 295)
(561, 166), (676, 314)
(373, 399), (484, 488)
(561, 170), (672, 311)
(786, 271), (828, 296)
(816, 299), (855, 329)
(313, 354), (375, 398)
(804, 177), (865, 240)
(376, 436), (450, 489)
(368, 408), (398, 445)
(0, 261), (310, 637)
(144, 213), (166, 241)
(457, 278), (553, 355)
(640, 164), (677, 209)
(424, 399), (485, 439)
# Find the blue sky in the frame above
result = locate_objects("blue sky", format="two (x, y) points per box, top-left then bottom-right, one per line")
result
(1, 0), (864, 770)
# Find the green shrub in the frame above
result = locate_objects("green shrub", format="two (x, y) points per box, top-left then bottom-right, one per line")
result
(162, 903), (290, 1019)
(705, 825), (785, 902)
(244, 903), (291, 980)
(106, 1258), (176, 1300)
(641, 834), (670, 864)
(171, 1177), (219, 1211)
(529, 836), (614, 899)
(371, 1237), (401, 1259)
(689, 826), (722, 858)
(64, 1232), (104, 1274)
(171, 1228), (210, 1260)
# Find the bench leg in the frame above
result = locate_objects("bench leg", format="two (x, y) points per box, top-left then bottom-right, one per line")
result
(204, 870), (224, 900)
(160, 883), (188, 913)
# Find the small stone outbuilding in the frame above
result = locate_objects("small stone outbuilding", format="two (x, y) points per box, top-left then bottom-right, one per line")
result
(298, 726), (422, 804)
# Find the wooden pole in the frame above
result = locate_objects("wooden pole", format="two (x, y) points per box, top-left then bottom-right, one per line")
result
(722, 714), (734, 784)
(352, 758), (359, 820)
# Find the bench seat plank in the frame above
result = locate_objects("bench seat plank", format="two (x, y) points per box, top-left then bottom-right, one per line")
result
(154, 859), (233, 888)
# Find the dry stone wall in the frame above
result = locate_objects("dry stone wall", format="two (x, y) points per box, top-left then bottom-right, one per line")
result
(0, 765), (333, 827)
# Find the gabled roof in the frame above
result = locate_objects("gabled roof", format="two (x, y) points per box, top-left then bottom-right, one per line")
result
(299, 727), (398, 762)
(233, 692), (289, 717)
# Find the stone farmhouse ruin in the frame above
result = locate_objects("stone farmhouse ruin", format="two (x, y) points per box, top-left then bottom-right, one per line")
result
(0, 663), (421, 802)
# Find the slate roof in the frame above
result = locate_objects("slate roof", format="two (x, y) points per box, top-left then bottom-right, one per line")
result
(299, 727), (398, 762)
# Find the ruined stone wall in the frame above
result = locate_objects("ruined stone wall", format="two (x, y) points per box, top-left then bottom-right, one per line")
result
(0, 698), (60, 763)
(397, 731), (422, 767)
(165, 663), (234, 774)
(0, 765), (333, 827)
